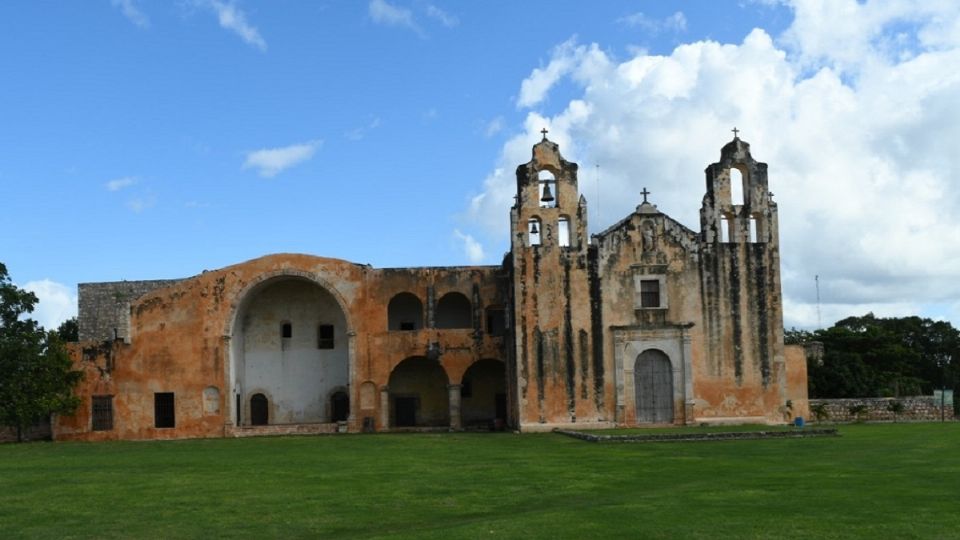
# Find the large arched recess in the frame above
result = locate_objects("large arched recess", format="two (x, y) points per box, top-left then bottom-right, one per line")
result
(460, 359), (506, 428)
(227, 273), (352, 426)
(388, 356), (449, 427)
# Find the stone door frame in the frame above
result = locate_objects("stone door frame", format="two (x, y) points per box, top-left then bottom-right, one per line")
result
(613, 325), (694, 425)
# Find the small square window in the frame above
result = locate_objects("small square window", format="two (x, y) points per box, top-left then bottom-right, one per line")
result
(318, 324), (334, 349)
(281, 322), (292, 339)
(640, 280), (661, 308)
(154, 392), (175, 428)
(92, 395), (113, 431)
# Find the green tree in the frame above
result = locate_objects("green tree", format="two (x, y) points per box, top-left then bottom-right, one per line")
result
(56, 317), (79, 342)
(0, 263), (82, 442)
(799, 313), (959, 400)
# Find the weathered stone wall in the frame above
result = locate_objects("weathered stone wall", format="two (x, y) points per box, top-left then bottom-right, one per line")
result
(510, 138), (607, 430)
(595, 205), (703, 426)
(808, 397), (954, 423)
(58, 254), (507, 441)
(78, 279), (184, 342)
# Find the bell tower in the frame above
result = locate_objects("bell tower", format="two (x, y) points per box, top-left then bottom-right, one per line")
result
(508, 131), (602, 428)
(699, 131), (784, 389)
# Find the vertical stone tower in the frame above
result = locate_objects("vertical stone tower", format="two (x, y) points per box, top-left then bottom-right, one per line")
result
(509, 133), (602, 428)
(698, 134), (786, 407)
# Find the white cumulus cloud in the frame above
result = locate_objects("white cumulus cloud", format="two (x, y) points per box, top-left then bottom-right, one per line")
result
(111, 0), (149, 28)
(465, 0), (960, 329)
(204, 0), (267, 51)
(243, 140), (322, 178)
(453, 229), (486, 264)
(617, 11), (687, 34)
(426, 5), (459, 28)
(105, 176), (137, 191)
(21, 280), (77, 331)
(369, 0), (422, 36)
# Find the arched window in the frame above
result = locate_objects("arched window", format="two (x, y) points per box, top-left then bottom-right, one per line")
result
(436, 292), (472, 329)
(558, 216), (570, 247)
(730, 168), (744, 206)
(280, 322), (292, 338)
(528, 218), (541, 246)
(387, 292), (424, 331)
(250, 393), (268, 426)
(720, 216), (730, 243)
(538, 170), (557, 208)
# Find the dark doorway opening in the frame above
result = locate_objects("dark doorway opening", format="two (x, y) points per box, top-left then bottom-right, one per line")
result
(394, 396), (417, 427)
(250, 393), (269, 426)
(331, 391), (349, 422)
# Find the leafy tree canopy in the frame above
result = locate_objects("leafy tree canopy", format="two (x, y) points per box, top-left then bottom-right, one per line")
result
(788, 313), (959, 403)
(57, 317), (79, 342)
(0, 263), (82, 442)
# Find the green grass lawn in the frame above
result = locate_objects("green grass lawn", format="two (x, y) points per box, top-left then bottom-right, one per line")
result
(2, 423), (958, 539)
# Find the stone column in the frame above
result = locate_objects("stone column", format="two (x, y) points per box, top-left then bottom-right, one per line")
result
(448, 384), (462, 430)
(379, 386), (390, 431)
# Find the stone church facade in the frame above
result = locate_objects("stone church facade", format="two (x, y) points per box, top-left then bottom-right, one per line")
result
(55, 135), (809, 441)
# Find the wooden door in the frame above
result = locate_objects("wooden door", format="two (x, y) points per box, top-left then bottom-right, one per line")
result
(635, 350), (674, 424)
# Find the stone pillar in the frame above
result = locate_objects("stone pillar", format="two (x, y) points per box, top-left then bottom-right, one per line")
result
(448, 384), (462, 430)
(379, 386), (390, 431)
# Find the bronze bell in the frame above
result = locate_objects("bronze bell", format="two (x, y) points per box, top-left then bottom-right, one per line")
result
(540, 182), (555, 203)
(530, 221), (539, 234)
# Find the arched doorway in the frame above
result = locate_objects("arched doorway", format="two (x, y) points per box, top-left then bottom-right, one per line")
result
(250, 393), (269, 426)
(635, 349), (674, 424)
(231, 276), (349, 425)
(460, 359), (506, 429)
(388, 357), (449, 427)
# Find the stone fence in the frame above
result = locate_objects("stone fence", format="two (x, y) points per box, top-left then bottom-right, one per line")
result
(808, 397), (954, 423)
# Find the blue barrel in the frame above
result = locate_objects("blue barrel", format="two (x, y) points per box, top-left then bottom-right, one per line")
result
(794, 416), (805, 428)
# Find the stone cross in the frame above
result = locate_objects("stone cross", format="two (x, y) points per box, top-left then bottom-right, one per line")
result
(732, 127), (740, 138)
(541, 127), (549, 140)
(640, 187), (651, 203)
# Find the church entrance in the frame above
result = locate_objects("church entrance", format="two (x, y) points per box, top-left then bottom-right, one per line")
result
(635, 350), (674, 424)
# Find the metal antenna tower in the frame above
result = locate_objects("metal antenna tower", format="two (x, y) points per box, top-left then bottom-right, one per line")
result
(815, 275), (822, 329)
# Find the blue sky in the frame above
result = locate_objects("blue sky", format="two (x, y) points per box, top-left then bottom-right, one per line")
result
(2, 1), (959, 331)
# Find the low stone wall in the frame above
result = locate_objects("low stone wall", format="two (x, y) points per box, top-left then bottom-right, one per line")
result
(226, 422), (342, 437)
(555, 428), (838, 443)
(0, 418), (52, 443)
(808, 397), (954, 423)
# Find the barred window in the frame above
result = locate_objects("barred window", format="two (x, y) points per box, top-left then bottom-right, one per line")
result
(154, 392), (175, 428)
(92, 395), (113, 431)
(317, 324), (334, 349)
(640, 280), (661, 308)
